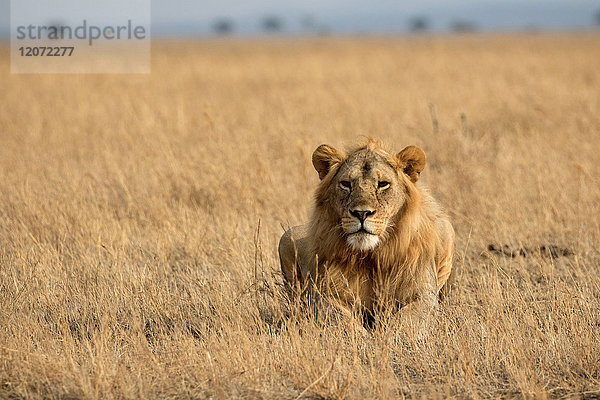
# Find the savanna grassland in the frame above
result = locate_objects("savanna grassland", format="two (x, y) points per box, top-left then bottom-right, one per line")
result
(1, 34), (599, 399)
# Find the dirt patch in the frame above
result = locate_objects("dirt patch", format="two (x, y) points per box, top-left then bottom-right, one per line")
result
(487, 244), (574, 259)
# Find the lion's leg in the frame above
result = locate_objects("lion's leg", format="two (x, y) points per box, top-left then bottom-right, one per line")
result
(437, 219), (456, 296)
(278, 224), (311, 294)
(402, 266), (438, 316)
(437, 249), (453, 291)
(398, 265), (438, 335)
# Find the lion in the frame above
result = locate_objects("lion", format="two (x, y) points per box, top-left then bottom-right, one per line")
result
(278, 139), (455, 322)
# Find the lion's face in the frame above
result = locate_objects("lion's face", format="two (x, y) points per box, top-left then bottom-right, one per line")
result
(312, 141), (426, 252)
(332, 151), (406, 251)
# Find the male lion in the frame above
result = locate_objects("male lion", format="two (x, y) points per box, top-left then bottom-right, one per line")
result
(279, 139), (455, 322)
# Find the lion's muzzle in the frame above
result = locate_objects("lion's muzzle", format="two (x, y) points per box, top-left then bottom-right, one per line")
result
(342, 208), (382, 251)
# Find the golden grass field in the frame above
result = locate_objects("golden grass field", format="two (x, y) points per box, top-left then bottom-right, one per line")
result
(1, 34), (599, 399)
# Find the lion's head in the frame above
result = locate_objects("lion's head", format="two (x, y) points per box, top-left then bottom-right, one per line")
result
(279, 138), (454, 311)
(311, 139), (426, 252)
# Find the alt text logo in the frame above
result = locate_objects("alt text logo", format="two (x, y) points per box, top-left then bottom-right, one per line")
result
(11, 0), (150, 74)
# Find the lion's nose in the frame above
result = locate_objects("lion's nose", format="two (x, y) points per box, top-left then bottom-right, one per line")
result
(350, 209), (375, 222)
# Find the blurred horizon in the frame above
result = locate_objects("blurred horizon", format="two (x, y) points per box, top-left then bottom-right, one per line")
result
(1, 0), (599, 38)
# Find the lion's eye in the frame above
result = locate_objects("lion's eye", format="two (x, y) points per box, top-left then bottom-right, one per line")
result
(378, 181), (390, 189)
(340, 181), (351, 190)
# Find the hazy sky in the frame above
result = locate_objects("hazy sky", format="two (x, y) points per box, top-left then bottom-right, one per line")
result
(1, 0), (598, 36)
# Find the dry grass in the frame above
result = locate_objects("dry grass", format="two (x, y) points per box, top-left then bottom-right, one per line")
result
(1, 34), (599, 399)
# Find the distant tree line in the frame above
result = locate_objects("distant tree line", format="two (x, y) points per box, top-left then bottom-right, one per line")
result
(210, 9), (600, 36)
(209, 14), (486, 36)
(211, 15), (330, 36)
(409, 16), (478, 34)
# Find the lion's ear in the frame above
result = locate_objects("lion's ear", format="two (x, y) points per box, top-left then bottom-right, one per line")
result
(312, 144), (345, 180)
(396, 146), (426, 183)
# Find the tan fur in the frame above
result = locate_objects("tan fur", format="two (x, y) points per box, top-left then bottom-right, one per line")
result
(279, 139), (455, 319)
